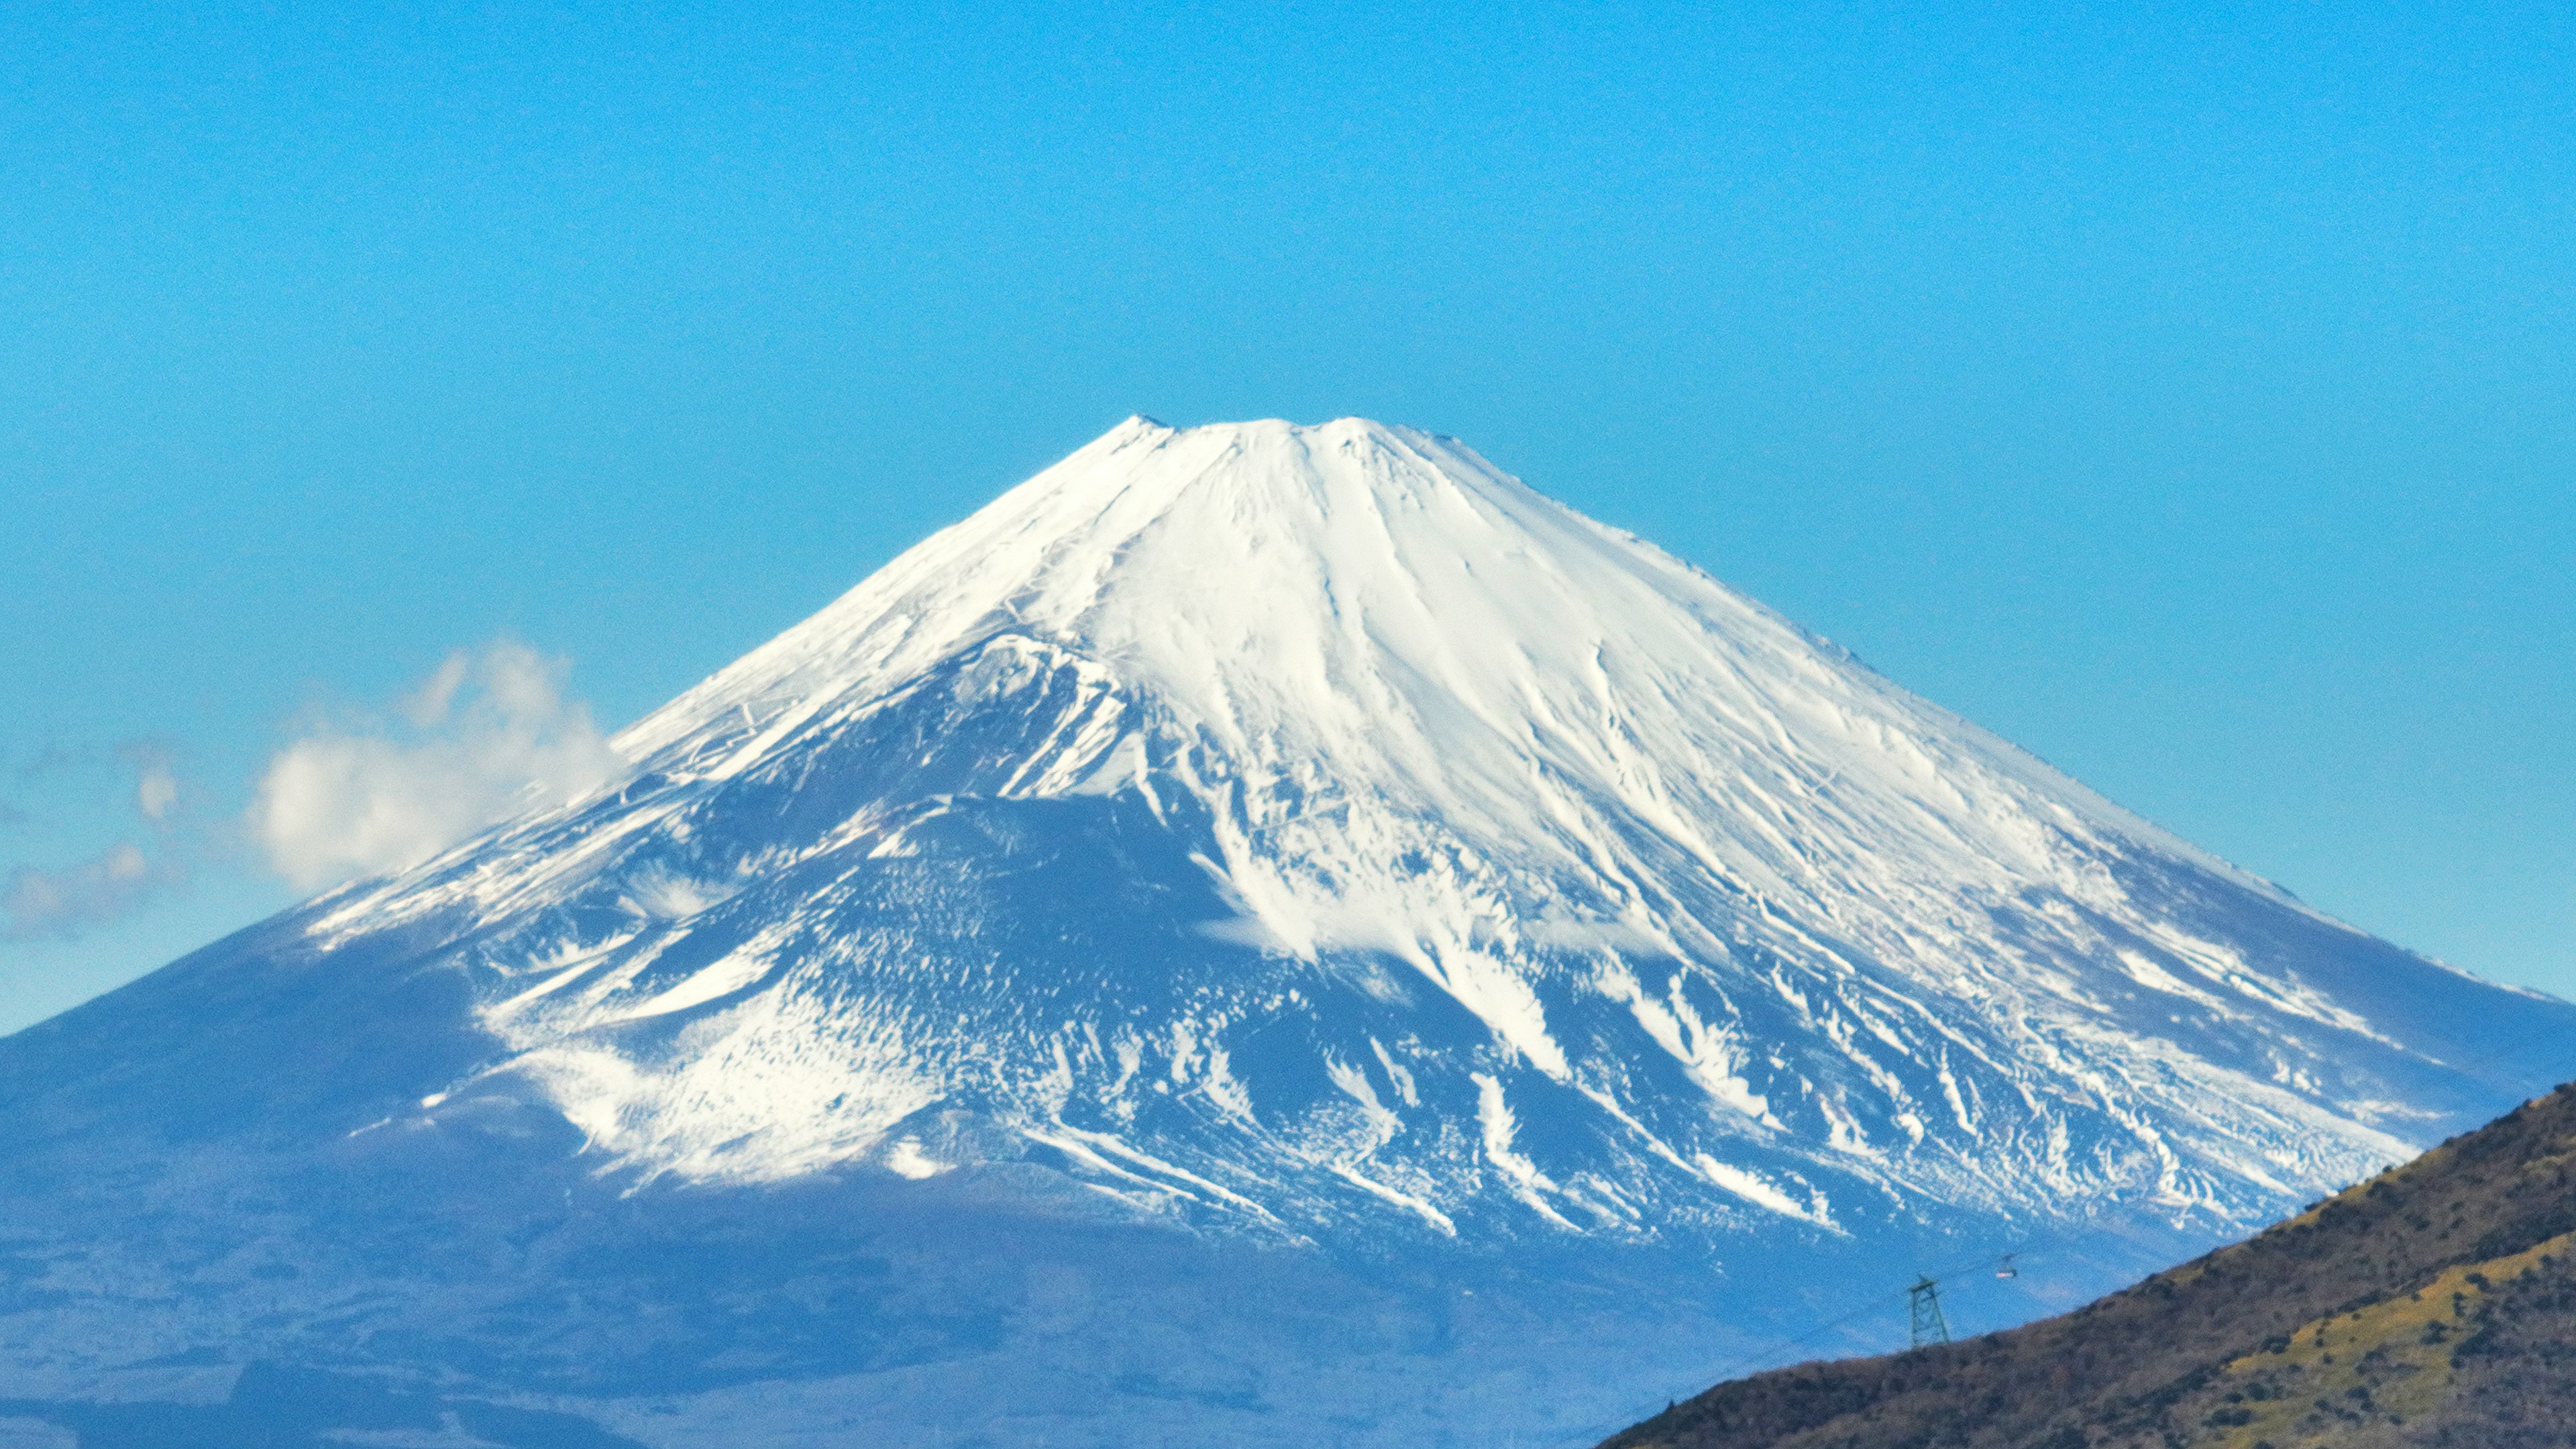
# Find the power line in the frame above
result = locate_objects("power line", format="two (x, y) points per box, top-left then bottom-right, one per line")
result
(1547, 1020), (2576, 1446)
(1906, 1277), (1950, 1348)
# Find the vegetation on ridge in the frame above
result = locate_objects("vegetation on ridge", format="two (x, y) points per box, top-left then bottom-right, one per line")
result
(1602, 1080), (2576, 1449)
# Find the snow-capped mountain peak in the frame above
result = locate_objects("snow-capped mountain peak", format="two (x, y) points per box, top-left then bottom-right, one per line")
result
(8, 416), (2567, 1449)
(299, 416), (2514, 1245)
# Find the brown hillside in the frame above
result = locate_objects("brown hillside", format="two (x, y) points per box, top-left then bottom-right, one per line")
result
(1602, 1081), (2576, 1449)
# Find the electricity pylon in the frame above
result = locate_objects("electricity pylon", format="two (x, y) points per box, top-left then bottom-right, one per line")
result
(1908, 1276), (1951, 1348)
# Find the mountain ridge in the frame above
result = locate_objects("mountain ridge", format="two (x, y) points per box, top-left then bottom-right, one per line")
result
(353, 415), (2512, 1228)
(1, 415), (2567, 1446)
(1599, 1078), (2576, 1449)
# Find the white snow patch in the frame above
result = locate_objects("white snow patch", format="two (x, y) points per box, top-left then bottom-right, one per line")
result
(1472, 1073), (1577, 1230)
(884, 1136), (947, 1179)
(1695, 1155), (1836, 1227)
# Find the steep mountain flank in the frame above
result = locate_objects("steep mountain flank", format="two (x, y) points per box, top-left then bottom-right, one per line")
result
(2, 416), (2568, 1446)
(1603, 1079), (2576, 1449)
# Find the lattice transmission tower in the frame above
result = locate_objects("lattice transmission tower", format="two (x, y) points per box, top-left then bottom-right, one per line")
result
(1907, 1276), (1951, 1348)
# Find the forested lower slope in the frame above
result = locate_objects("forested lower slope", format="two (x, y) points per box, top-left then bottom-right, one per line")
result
(1604, 1080), (2576, 1449)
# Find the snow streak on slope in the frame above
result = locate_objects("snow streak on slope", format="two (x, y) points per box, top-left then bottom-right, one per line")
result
(305, 417), (2524, 1248)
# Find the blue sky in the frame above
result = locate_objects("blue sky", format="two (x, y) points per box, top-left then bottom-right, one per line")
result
(3, 1), (2571, 1032)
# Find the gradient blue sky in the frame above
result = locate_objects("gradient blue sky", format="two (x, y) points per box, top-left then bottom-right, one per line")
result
(3, 1), (2571, 1033)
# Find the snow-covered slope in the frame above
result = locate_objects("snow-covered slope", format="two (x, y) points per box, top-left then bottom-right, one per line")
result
(0, 416), (2563, 1448)
(300, 415), (2530, 1236)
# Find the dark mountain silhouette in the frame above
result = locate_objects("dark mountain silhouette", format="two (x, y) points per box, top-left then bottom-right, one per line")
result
(1604, 1079), (2576, 1449)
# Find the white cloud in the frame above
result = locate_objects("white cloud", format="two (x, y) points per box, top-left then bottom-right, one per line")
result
(137, 769), (178, 821)
(0, 744), (195, 937)
(123, 744), (180, 823)
(1, 841), (182, 939)
(250, 640), (625, 891)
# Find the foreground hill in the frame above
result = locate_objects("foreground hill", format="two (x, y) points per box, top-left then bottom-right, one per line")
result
(1605, 1079), (2576, 1449)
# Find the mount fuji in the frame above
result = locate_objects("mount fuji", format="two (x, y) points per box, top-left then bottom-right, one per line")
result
(1, 417), (2566, 1448)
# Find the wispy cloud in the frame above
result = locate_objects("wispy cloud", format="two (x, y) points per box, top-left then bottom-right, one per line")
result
(127, 743), (179, 824)
(0, 741), (196, 938)
(250, 640), (624, 892)
(1, 841), (187, 939)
